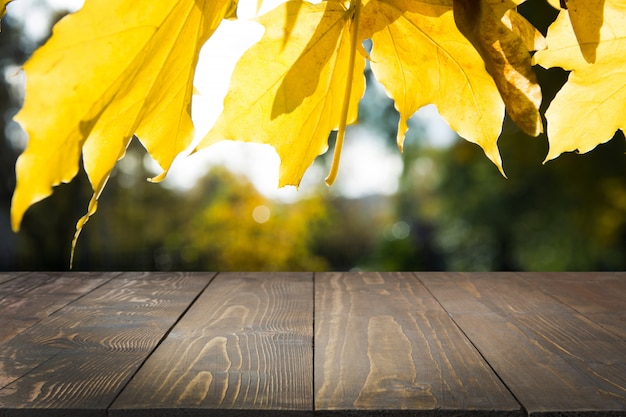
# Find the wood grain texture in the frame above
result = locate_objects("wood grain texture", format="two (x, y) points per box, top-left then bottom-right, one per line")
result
(0, 271), (624, 416)
(314, 272), (521, 415)
(0, 272), (29, 285)
(520, 272), (626, 340)
(417, 272), (626, 416)
(110, 272), (314, 417)
(0, 272), (117, 345)
(0, 271), (214, 414)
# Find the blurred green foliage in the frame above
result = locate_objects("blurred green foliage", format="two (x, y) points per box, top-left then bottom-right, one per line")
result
(164, 166), (329, 271)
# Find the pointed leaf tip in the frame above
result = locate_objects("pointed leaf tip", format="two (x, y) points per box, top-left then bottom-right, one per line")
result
(453, 0), (543, 137)
(11, 0), (232, 246)
(535, 1), (626, 161)
(366, 0), (505, 174)
(197, 0), (364, 188)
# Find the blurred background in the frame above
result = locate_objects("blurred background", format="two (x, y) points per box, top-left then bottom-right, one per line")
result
(2, 0), (626, 271)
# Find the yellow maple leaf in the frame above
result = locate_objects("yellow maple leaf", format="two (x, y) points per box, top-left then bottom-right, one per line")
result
(453, 0), (543, 137)
(362, 0), (509, 174)
(196, 0), (365, 188)
(11, 0), (233, 254)
(546, 0), (604, 63)
(533, 0), (626, 161)
(201, 0), (542, 184)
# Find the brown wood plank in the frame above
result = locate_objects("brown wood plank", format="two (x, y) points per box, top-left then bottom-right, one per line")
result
(110, 272), (314, 417)
(0, 271), (215, 416)
(0, 272), (30, 285)
(520, 272), (626, 340)
(314, 272), (521, 415)
(0, 272), (118, 345)
(417, 272), (626, 416)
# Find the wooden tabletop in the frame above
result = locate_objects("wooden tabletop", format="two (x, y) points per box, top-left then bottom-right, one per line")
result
(0, 272), (624, 416)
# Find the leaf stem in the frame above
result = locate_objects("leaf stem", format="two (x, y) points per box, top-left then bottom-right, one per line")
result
(325, 0), (361, 186)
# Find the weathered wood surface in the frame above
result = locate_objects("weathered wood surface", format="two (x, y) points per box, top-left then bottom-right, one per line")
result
(0, 272), (624, 416)
(0, 272), (30, 286)
(314, 272), (520, 415)
(110, 272), (314, 416)
(519, 272), (626, 340)
(0, 272), (117, 345)
(417, 272), (626, 416)
(0, 272), (215, 416)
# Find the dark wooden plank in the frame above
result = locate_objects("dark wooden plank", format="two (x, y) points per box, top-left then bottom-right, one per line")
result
(314, 272), (521, 415)
(0, 272), (29, 285)
(0, 272), (118, 345)
(417, 272), (626, 416)
(110, 272), (314, 417)
(0, 271), (215, 416)
(520, 272), (626, 340)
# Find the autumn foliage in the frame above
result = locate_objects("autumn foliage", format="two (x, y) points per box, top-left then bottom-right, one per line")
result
(1, 0), (623, 259)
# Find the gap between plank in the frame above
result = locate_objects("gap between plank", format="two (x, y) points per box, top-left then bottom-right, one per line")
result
(0, 346), (63, 391)
(46, 272), (123, 317)
(105, 271), (219, 411)
(0, 272), (122, 391)
(6, 272), (123, 350)
(412, 272), (529, 417)
(0, 271), (33, 285)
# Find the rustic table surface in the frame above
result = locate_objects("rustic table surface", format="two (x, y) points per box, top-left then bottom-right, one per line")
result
(0, 271), (624, 416)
